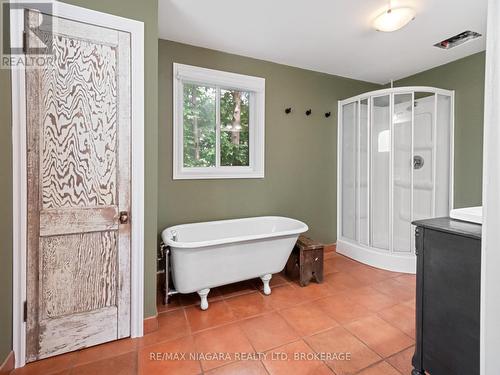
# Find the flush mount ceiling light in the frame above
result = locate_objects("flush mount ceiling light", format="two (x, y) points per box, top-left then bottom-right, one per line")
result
(373, 3), (416, 32)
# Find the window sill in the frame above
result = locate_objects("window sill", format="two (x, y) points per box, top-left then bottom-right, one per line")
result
(173, 167), (264, 180)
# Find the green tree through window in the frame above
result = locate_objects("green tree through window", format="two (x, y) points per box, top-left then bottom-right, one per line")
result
(220, 89), (249, 166)
(183, 84), (250, 167)
(183, 84), (216, 167)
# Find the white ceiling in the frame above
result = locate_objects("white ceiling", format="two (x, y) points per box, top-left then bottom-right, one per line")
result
(158, 0), (487, 84)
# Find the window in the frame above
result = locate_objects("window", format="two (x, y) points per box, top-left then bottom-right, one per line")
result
(173, 63), (265, 179)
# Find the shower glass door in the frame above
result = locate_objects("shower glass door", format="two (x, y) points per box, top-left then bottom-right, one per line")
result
(358, 99), (369, 246)
(412, 93), (436, 222)
(341, 101), (358, 241)
(393, 93), (413, 253)
(370, 95), (390, 251)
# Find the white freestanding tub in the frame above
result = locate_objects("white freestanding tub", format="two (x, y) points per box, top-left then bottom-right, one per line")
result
(161, 216), (308, 310)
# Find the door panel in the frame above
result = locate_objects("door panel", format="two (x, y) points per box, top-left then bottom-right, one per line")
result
(39, 307), (118, 359)
(40, 232), (118, 318)
(39, 206), (119, 236)
(25, 9), (131, 361)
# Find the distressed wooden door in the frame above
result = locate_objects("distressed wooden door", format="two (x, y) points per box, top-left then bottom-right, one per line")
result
(25, 9), (131, 361)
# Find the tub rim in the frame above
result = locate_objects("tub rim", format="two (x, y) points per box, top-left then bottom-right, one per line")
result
(161, 216), (308, 249)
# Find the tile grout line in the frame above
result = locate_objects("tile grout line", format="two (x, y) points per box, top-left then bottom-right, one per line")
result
(351, 357), (401, 375)
(300, 332), (338, 375)
(232, 312), (271, 375)
(342, 318), (415, 361)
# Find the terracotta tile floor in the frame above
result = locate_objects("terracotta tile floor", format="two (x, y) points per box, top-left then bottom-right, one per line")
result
(11, 252), (416, 375)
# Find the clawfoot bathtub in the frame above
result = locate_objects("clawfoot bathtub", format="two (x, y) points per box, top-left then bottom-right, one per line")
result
(161, 216), (308, 310)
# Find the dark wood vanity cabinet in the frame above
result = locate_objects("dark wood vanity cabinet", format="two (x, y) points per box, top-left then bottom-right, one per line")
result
(412, 217), (481, 375)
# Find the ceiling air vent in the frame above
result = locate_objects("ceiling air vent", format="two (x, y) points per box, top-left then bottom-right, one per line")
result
(434, 31), (482, 49)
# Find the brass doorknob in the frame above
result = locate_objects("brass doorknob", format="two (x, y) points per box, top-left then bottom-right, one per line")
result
(119, 211), (129, 224)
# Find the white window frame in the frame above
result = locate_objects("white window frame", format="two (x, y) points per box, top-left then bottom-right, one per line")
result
(173, 63), (265, 179)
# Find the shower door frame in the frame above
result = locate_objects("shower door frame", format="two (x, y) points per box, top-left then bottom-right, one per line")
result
(337, 86), (455, 273)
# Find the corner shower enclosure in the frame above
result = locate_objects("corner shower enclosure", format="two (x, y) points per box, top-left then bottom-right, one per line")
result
(337, 87), (454, 273)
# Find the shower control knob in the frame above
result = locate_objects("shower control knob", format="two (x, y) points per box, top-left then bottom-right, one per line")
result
(414, 155), (424, 170)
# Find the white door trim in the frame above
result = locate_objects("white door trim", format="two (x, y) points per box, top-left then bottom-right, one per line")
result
(10, 1), (145, 368)
(481, 1), (500, 373)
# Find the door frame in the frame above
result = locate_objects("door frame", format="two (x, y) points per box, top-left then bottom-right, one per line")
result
(481, 1), (500, 373)
(10, 1), (145, 368)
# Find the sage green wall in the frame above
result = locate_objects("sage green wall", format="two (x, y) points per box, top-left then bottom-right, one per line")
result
(158, 40), (379, 244)
(0, 0), (158, 363)
(395, 52), (485, 208)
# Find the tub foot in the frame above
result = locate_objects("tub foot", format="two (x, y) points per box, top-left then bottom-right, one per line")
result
(260, 274), (272, 295)
(197, 288), (210, 310)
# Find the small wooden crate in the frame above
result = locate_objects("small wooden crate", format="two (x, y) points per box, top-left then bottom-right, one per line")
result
(285, 235), (324, 286)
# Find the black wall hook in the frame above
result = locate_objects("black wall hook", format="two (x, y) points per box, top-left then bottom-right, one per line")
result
(285, 107), (292, 114)
(325, 112), (331, 118)
(305, 109), (312, 116)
